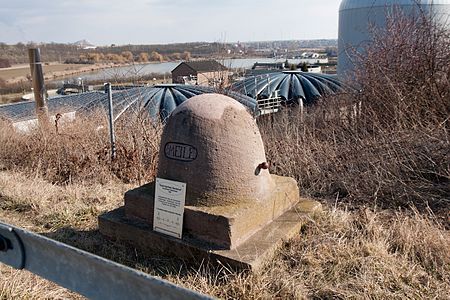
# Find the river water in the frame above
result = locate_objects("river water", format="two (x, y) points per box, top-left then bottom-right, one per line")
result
(56, 58), (323, 83)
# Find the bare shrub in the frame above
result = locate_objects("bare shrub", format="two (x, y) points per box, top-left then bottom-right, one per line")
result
(0, 58), (11, 68)
(181, 51), (191, 61)
(137, 52), (149, 63)
(261, 107), (449, 211)
(259, 10), (450, 212)
(353, 8), (450, 129)
(0, 112), (162, 185)
(149, 51), (164, 62)
(121, 51), (134, 63)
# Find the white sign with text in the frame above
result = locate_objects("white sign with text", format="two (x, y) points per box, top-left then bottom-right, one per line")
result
(153, 178), (186, 239)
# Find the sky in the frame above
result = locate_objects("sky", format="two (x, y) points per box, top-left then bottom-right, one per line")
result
(0, 0), (342, 45)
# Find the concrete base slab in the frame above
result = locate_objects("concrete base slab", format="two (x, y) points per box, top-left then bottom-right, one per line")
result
(123, 175), (301, 249)
(98, 200), (321, 272)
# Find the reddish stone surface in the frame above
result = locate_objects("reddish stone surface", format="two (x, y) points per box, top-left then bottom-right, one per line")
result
(158, 94), (274, 207)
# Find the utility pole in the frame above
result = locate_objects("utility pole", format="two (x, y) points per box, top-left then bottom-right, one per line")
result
(28, 48), (50, 129)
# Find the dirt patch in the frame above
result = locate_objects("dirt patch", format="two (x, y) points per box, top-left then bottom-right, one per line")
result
(0, 63), (118, 84)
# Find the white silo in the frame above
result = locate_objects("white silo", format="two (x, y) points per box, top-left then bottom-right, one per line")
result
(337, 0), (450, 79)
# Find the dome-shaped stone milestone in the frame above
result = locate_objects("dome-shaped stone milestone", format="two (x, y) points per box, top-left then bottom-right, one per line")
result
(157, 93), (274, 207)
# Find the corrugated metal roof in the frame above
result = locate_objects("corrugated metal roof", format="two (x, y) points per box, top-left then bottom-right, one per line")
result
(1, 85), (257, 124)
(0, 92), (105, 122)
(340, 0), (450, 11)
(232, 71), (347, 105)
(78, 85), (257, 122)
(172, 60), (228, 73)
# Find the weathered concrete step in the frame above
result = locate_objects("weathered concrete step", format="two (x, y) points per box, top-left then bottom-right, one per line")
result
(98, 200), (321, 272)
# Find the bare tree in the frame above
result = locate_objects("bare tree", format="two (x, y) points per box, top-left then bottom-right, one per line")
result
(351, 7), (450, 129)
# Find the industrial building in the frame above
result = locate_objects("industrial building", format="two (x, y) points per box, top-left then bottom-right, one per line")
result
(171, 60), (231, 86)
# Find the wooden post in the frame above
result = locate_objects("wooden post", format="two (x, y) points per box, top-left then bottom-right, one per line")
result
(28, 48), (50, 128)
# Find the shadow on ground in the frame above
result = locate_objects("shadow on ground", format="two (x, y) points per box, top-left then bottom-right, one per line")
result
(41, 226), (214, 279)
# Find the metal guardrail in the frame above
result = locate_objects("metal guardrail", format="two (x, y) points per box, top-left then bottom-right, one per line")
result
(0, 222), (214, 300)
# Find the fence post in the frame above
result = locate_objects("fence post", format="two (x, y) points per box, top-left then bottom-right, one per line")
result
(299, 98), (304, 123)
(105, 83), (116, 160)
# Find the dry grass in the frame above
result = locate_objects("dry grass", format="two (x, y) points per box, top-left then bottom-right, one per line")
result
(259, 109), (449, 215)
(0, 171), (129, 230)
(1, 106), (447, 298)
(0, 267), (82, 300)
(177, 208), (449, 299)
(0, 112), (161, 185)
(0, 169), (448, 299)
(1, 10), (449, 300)
(0, 171), (129, 300)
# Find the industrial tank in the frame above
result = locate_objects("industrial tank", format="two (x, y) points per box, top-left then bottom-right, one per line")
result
(337, 0), (450, 79)
(232, 71), (346, 105)
(78, 85), (256, 122)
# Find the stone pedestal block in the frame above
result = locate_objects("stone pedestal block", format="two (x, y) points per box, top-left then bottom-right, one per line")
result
(99, 199), (322, 271)
(98, 93), (322, 271)
(122, 174), (299, 249)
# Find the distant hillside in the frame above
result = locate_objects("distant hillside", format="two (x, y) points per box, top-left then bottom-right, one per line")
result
(0, 39), (338, 64)
(73, 39), (96, 49)
(0, 42), (224, 64)
(0, 42), (83, 64)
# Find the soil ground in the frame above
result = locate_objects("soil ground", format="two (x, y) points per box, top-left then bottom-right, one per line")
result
(0, 63), (92, 81)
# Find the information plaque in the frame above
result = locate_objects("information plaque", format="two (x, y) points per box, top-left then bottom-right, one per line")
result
(153, 178), (186, 239)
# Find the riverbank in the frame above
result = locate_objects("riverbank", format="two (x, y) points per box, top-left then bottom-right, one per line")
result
(0, 62), (136, 84)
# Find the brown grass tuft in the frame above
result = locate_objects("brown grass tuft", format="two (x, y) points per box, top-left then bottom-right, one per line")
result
(2, 171), (447, 299)
(167, 208), (450, 299)
(0, 112), (161, 185)
(260, 110), (449, 213)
